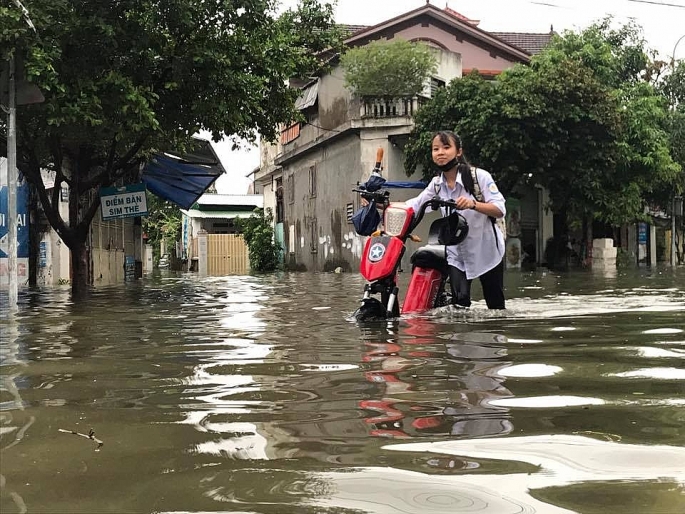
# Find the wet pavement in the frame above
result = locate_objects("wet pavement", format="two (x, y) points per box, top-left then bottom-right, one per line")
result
(1, 268), (684, 513)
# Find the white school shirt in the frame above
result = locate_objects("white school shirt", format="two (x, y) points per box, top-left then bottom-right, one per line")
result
(405, 168), (506, 280)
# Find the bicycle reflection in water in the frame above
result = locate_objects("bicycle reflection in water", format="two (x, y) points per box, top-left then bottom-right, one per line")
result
(358, 319), (514, 441)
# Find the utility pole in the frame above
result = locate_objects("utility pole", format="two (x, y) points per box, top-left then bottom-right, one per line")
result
(6, 54), (18, 309)
(3, 1), (40, 310)
(671, 35), (684, 267)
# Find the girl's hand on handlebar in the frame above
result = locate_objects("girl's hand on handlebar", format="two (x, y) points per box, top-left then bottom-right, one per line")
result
(361, 197), (386, 209)
(455, 197), (476, 210)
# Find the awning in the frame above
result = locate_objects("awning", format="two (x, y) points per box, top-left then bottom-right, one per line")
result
(295, 80), (319, 110)
(181, 209), (256, 219)
(142, 137), (225, 209)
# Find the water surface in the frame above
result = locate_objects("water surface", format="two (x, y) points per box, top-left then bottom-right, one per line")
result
(1, 268), (684, 513)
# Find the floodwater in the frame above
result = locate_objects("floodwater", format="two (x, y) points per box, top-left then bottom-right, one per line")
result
(1, 268), (684, 514)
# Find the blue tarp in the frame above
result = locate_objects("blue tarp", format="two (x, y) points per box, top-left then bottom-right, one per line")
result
(358, 174), (427, 193)
(141, 139), (225, 209)
(384, 181), (427, 189)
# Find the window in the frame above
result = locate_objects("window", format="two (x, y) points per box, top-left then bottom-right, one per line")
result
(280, 122), (301, 145)
(309, 164), (317, 197)
(430, 77), (446, 97)
(287, 174), (294, 204)
(346, 203), (355, 223)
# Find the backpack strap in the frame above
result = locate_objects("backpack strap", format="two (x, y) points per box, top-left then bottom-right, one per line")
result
(471, 167), (502, 250)
(470, 167), (484, 202)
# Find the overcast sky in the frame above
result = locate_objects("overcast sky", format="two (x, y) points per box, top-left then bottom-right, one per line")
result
(212, 0), (685, 195)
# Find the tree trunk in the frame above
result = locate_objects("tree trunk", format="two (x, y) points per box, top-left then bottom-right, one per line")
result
(70, 239), (90, 298)
(583, 215), (593, 267)
(547, 206), (570, 270)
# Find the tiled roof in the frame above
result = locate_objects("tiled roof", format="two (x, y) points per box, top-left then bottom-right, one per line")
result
(338, 24), (369, 37)
(443, 7), (480, 26)
(490, 32), (554, 55)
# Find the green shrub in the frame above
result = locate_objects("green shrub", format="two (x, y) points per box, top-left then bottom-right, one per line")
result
(341, 39), (437, 98)
(237, 208), (281, 272)
(616, 247), (634, 268)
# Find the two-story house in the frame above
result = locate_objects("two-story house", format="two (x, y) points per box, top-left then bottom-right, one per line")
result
(254, 3), (554, 272)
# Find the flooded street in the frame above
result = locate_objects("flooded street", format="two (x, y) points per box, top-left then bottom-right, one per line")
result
(1, 268), (684, 513)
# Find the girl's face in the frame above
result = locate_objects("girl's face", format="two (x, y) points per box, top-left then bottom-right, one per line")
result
(431, 135), (462, 168)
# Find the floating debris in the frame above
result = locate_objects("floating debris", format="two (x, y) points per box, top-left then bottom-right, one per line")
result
(58, 428), (104, 451)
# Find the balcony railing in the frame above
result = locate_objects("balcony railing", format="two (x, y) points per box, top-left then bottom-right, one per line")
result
(360, 96), (426, 119)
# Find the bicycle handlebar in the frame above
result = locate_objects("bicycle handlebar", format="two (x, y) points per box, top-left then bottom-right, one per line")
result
(409, 197), (461, 234)
(352, 188), (390, 205)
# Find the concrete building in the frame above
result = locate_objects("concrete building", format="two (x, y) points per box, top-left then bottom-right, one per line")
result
(254, 3), (555, 272)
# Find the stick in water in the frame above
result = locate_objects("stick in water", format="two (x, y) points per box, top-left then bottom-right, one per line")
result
(59, 428), (104, 451)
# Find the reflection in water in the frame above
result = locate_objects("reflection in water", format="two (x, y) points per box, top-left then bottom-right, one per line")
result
(357, 322), (514, 440)
(0, 269), (684, 513)
(0, 317), (29, 514)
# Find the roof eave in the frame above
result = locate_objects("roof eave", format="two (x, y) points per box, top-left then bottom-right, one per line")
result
(343, 4), (531, 62)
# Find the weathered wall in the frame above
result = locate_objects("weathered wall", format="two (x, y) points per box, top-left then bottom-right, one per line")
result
(36, 196), (71, 286)
(318, 66), (355, 130)
(283, 135), (363, 271)
(427, 46), (462, 87)
(390, 23), (522, 73)
(282, 132), (441, 273)
(91, 216), (136, 285)
(257, 171), (281, 221)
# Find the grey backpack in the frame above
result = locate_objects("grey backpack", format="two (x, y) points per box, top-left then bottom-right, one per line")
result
(470, 167), (507, 244)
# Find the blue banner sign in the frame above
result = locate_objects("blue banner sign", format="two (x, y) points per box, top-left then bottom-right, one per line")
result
(100, 183), (148, 221)
(0, 176), (29, 260)
(638, 223), (648, 245)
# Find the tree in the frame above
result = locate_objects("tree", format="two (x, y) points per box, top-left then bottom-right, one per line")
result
(405, 19), (681, 238)
(0, 0), (341, 296)
(658, 59), (685, 197)
(236, 208), (281, 272)
(142, 194), (181, 262)
(340, 39), (437, 97)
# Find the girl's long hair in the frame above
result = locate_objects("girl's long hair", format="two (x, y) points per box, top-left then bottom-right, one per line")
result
(433, 130), (475, 196)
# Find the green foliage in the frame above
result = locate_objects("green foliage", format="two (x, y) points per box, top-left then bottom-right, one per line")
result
(403, 72), (500, 182)
(0, 0), (341, 291)
(236, 208), (281, 273)
(616, 247), (634, 268)
(340, 39), (437, 97)
(142, 194), (181, 257)
(658, 60), (685, 205)
(659, 59), (685, 108)
(405, 18), (682, 230)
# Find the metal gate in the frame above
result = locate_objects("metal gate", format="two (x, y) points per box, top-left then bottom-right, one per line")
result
(207, 234), (249, 275)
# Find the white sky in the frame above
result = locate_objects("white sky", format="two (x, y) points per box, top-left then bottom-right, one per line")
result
(212, 0), (685, 194)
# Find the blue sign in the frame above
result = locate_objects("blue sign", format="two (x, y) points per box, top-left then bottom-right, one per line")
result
(39, 241), (48, 267)
(124, 255), (136, 281)
(638, 223), (648, 245)
(0, 176), (30, 259)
